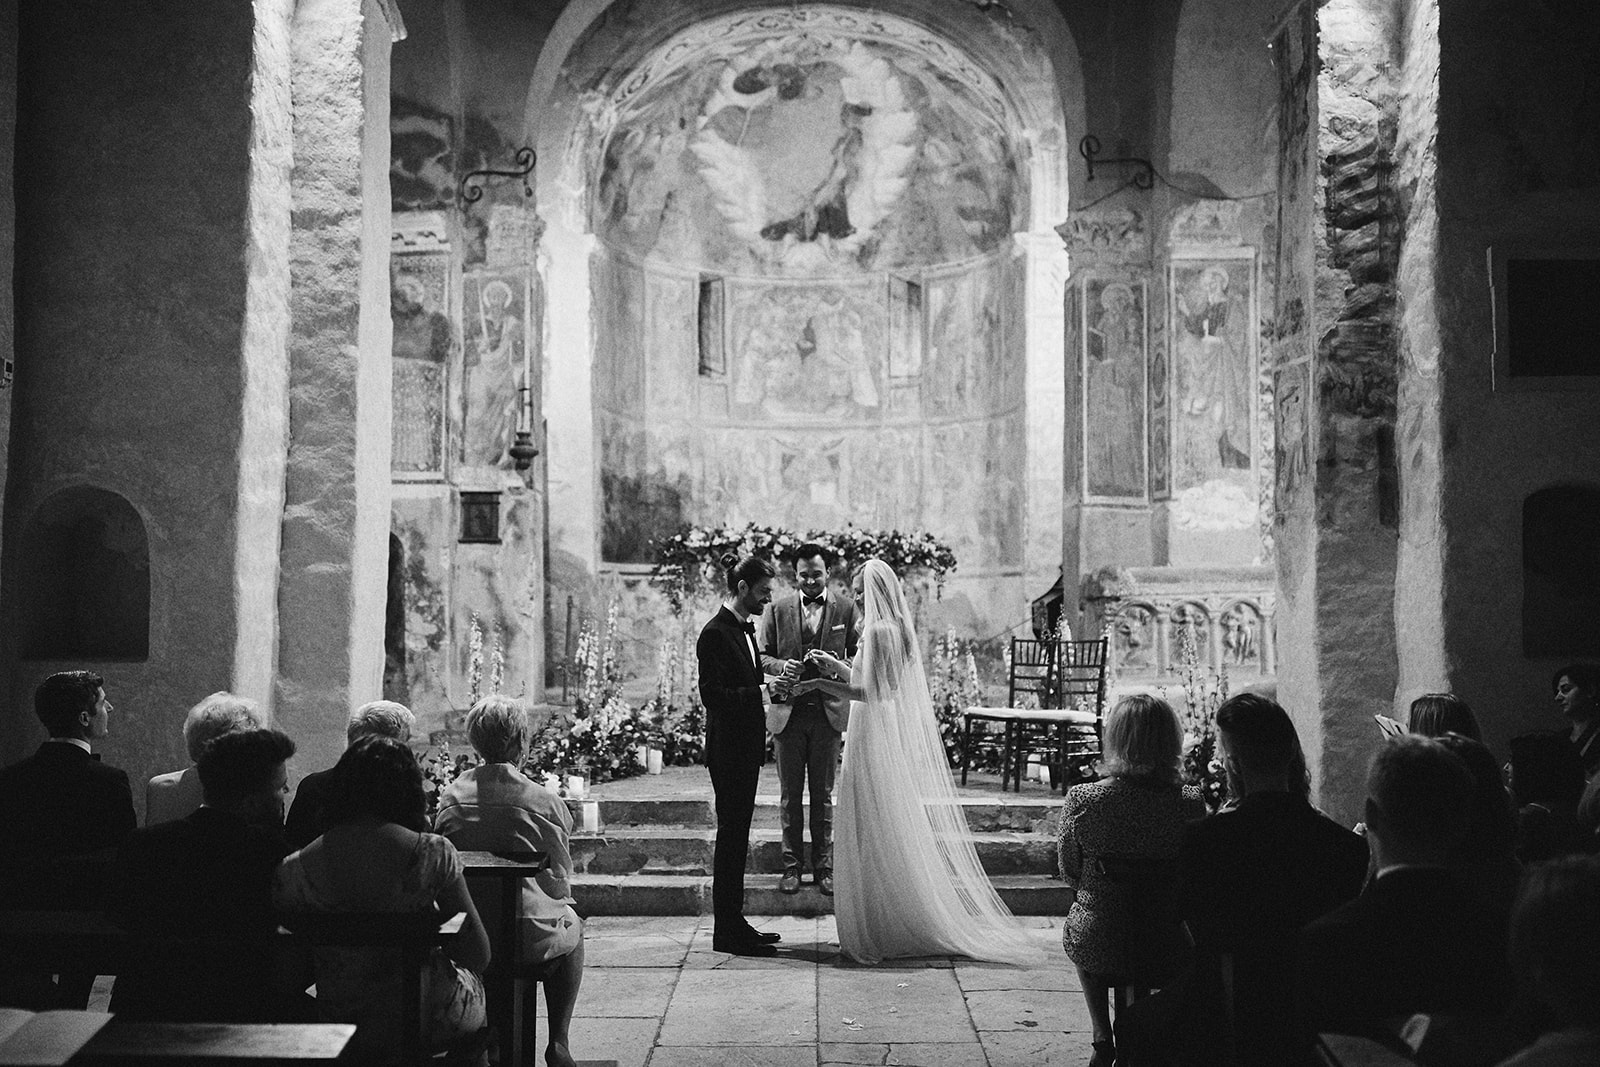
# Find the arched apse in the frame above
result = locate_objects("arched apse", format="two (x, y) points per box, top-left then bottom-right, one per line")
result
(524, 0), (1085, 646)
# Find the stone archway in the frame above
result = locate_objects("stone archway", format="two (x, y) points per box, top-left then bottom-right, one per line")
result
(524, 1), (1085, 662)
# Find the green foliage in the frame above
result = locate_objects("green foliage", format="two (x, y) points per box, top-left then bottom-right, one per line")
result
(650, 522), (957, 614)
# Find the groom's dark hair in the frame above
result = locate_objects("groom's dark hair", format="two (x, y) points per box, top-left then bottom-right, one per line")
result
(792, 542), (834, 567)
(721, 551), (776, 592)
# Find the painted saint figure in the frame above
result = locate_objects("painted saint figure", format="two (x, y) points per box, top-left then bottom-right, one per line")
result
(1085, 282), (1145, 498)
(1174, 265), (1252, 487)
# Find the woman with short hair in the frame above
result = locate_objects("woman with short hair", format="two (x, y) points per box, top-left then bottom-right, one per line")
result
(434, 697), (584, 1067)
(273, 735), (489, 1060)
(1057, 694), (1206, 1067)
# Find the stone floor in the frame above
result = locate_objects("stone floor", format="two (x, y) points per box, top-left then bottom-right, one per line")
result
(543, 914), (1090, 1067)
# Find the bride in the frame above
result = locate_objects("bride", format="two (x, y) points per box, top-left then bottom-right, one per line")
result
(792, 558), (1040, 966)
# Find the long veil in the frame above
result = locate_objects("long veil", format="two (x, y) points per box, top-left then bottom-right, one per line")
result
(837, 558), (1041, 965)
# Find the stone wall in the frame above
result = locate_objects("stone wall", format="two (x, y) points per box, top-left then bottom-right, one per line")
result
(0, 1), (267, 806)
(1421, 0), (1600, 752)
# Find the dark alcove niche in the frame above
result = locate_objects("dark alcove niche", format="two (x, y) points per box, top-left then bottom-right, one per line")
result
(19, 487), (150, 661)
(383, 533), (407, 703)
(1523, 484), (1600, 657)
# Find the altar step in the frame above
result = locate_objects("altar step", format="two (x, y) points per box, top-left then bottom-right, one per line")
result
(570, 827), (1058, 879)
(575, 795), (1065, 835)
(570, 871), (1069, 917)
(565, 793), (1067, 917)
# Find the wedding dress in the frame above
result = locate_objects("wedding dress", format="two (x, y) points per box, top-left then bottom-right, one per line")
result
(832, 559), (1041, 966)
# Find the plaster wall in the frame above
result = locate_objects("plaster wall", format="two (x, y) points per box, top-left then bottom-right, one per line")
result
(1422, 0), (1600, 754)
(0, 1), (264, 813)
(0, 0), (14, 526)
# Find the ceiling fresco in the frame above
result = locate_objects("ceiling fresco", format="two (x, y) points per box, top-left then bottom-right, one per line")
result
(590, 25), (1025, 276)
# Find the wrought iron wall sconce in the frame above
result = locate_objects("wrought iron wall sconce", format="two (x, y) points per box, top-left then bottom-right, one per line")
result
(508, 386), (540, 472)
(1079, 135), (1154, 190)
(458, 147), (537, 206)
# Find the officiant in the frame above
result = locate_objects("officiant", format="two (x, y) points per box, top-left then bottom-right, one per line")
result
(759, 543), (860, 895)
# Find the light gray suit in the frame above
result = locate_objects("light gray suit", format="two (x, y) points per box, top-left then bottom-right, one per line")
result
(759, 588), (859, 877)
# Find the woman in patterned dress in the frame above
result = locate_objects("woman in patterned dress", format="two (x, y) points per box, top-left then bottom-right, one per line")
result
(1058, 694), (1206, 1067)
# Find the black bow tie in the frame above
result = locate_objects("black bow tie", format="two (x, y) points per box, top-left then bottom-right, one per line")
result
(739, 620), (756, 636)
(802, 594), (825, 608)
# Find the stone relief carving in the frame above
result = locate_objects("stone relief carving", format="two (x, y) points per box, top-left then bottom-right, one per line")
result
(1114, 603), (1158, 669)
(1056, 208), (1146, 260)
(1169, 602), (1212, 663)
(1220, 601), (1262, 668)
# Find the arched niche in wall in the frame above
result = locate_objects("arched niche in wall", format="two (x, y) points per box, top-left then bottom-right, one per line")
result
(383, 533), (407, 703)
(1523, 484), (1600, 657)
(18, 487), (150, 662)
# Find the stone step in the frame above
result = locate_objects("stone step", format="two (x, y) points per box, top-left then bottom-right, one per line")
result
(571, 872), (1070, 918)
(575, 795), (1064, 835)
(570, 828), (1058, 878)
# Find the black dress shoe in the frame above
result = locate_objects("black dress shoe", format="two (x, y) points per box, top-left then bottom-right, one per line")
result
(779, 871), (801, 894)
(711, 935), (777, 957)
(750, 928), (782, 944)
(818, 872), (834, 896)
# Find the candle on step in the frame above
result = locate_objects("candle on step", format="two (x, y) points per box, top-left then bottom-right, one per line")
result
(634, 744), (649, 769)
(647, 748), (664, 775)
(581, 800), (601, 833)
(1039, 764), (1053, 789)
(1026, 758), (1043, 782)
(566, 773), (587, 799)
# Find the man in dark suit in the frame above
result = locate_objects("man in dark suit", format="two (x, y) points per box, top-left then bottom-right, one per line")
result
(698, 552), (784, 957)
(107, 728), (302, 1022)
(759, 542), (859, 896)
(1180, 693), (1369, 1067)
(1298, 735), (1512, 1045)
(0, 670), (136, 910)
(283, 699), (414, 850)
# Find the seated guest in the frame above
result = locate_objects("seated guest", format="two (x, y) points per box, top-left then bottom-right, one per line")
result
(1059, 694), (1206, 1067)
(274, 735), (489, 1058)
(1436, 732), (1521, 911)
(0, 671), (136, 910)
(1496, 855), (1600, 1066)
(283, 699), (414, 851)
(1181, 693), (1369, 1067)
(1551, 664), (1600, 846)
(434, 697), (584, 1067)
(108, 728), (299, 1021)
(1409, 692), (1482, 742)
(1508, 730), (1590, 862)
(1299, 735), (1512, 1043)
(145, 691), (263, 826)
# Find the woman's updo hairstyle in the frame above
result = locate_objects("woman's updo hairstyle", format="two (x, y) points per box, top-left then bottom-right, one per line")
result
(721, 551), (776, 593)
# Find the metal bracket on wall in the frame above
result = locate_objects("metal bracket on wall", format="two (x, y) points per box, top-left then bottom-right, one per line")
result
(1079, 135), (1154, 191)
(458, 147), (537, 207)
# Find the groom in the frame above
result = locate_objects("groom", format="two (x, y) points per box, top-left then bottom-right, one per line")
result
(697, 553), (789, 957)
(759, 542), (858, 896)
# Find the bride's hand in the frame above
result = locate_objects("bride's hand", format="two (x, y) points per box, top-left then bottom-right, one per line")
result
(804, 649), (849, 680)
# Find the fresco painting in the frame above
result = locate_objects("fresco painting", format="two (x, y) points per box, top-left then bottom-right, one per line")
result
(1169, 256), (1257, 530)
(594, 32), (1020, 277)
(726, 280), (884, 420)
(1082, 277), (1147, 501)
(391, 253), (452, 473)
(462, 271), (530, 469)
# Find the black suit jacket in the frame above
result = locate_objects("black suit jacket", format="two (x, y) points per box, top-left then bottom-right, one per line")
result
(283, 765), (336, 852)
(106, 807), (292, 1021)
(697, 605), (767, 766)
(1181, 792), (1369, 1066)
(1297, 866), (1511, 1043)
(0, 741), (137, 908)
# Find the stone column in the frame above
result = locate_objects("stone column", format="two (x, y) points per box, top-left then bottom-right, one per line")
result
(1272, 0), (1402, 824)
(277, 0), (394, 770)
(1016, 231), (1070, 608)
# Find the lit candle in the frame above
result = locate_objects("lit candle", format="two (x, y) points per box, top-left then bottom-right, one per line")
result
(581, 800), (601, 833)
(566, 773), (587, 799)
(647, 748), (664, 775)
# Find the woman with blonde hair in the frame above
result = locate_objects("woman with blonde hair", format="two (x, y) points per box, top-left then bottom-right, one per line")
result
(1057, 694), (1206, 1067)
(434, 696), (584, 1067)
